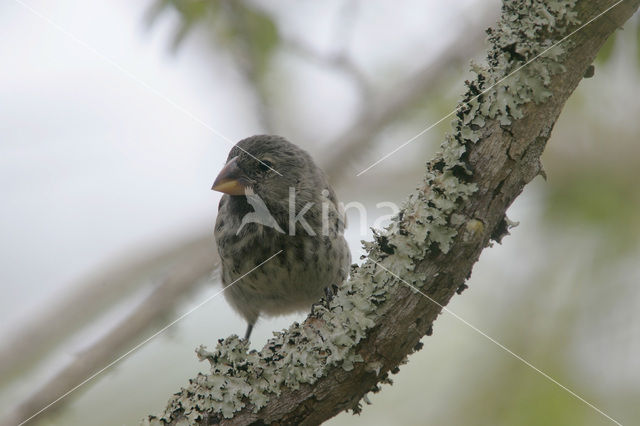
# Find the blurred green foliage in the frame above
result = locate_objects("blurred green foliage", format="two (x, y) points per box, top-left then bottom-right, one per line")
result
(544, 170), (640, 249)
(595, 32), (616, 65)
(637, 20), (640, 68)
(146, 0), (218, 50)
(230, 5), (279, 76)
(595, 17), (640, 67)
(146, 0), (279, 77)
(139, 3), (640, 425)
(502, 374), (589, 426)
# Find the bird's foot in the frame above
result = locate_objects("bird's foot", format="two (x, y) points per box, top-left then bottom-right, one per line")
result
(311, 285), (339, 316)
(324, 285), (337, 305)
(310, 300), (323, 316)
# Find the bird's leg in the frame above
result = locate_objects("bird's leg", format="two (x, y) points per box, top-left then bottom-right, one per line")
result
(310, 302), (319, 316)
(310, 297), (325, 316)
(324, 286), (335, 304)
(312, 285), (337, 316)
(244, 323), (254, 341)
(325, 284), (340, 306)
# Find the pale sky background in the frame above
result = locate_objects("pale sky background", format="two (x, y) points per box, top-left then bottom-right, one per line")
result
(1, 1), (638, 425)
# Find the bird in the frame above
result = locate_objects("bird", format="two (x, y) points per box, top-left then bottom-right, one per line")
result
(211, 135), (351, 340)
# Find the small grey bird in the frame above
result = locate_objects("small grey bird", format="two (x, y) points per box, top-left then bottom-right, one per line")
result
(211, 135), (351, 340)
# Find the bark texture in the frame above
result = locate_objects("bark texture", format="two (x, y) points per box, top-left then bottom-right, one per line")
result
(148, 1), (640, 424)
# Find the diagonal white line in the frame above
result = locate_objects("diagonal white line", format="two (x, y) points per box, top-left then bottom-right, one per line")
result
(372, 260), (622, 426)
(356, 0), (625, 176)
(16, 250), (283, 426)
(11, 0), (282, 176)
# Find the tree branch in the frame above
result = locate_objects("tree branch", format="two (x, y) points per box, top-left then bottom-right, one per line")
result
(1, 6), (490, 420)
(3, 242), (218, 426)
(0, 12), (484, 391)
(0, 234), (215, 388)
(320, 6), (497, 183)
(145, 1), (639, 424)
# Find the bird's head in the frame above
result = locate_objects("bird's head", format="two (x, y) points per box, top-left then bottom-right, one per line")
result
(212, 135), (317, 210)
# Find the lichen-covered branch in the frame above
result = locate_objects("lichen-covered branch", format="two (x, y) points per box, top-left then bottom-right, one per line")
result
(147, 1), (640, 424)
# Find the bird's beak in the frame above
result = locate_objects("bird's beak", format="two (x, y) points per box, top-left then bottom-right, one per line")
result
(211, 157), (247, 195)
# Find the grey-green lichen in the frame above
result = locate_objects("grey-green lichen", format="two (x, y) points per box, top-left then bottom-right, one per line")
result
(145, 1), (580, 423)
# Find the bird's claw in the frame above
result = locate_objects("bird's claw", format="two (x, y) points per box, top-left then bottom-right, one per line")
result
(310, 300), (323, 316)
(311, 285), (337, 316)
(324, 285), (337, 305)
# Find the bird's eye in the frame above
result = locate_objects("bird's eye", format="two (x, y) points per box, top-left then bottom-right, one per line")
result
(258, 160), (273, 172)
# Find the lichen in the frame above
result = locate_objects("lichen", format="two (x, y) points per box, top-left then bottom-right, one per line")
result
(145, 1), (581, 423)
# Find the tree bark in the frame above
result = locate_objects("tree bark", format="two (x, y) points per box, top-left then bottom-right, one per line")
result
(1, 6), (495, 425)
(148, 1), (640, 424)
